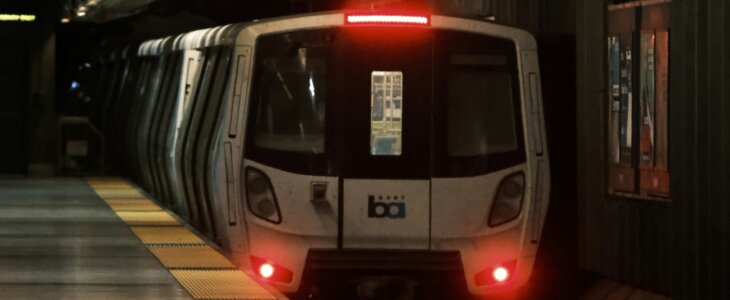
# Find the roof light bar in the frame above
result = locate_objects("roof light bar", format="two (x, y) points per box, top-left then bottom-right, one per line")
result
(345, 13), (430, 26)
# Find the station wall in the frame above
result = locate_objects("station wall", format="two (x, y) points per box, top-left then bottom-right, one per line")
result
(0, 1), (57, 176)
(577, 0), (730, 298)
(670, 0), (730, 298)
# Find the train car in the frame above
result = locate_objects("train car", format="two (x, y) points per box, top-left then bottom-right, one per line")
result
(97, 10), (550, 298)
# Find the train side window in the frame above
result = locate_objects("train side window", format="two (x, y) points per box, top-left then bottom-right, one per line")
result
(370, 71), (403, 156)
(607, 1), (670, 200)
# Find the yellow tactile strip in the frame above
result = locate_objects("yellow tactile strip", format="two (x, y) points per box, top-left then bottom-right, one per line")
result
(85, 177), (136, 189)
(171, 270), (277, 300)
(87, 182), (135, 189)
(147, 245), (236, 269)
(115, 211), (181, 226)
(130, 227), (206, 245)
(86, 177), (281, 300)
(105, 199), (163, 211)
(94, 188), (146, 199)
(85, 176), (129, 183)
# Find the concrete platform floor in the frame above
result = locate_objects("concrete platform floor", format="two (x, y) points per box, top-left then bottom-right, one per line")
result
(0, 178), (191, 300)
(0, 177), (671, 300)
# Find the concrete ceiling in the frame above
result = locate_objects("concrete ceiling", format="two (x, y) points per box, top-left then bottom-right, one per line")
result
(62, 0), (515, 24)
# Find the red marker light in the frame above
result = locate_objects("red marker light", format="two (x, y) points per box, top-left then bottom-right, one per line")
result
(492, 266), (510, 283)
(345, 13), (430, 26)
(251, 256), (294, 283)
(474, 259), (517, 286)
(259, 263), (274, 279)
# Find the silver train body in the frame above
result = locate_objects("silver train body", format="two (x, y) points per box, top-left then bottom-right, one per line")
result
(97, 11), (550, 296)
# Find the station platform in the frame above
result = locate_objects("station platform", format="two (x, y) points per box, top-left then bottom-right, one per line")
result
(0, 177), (284, 300)
(0, 177), (671, 300)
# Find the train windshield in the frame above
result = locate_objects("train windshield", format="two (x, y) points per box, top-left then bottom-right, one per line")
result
(251, 56), (326, 154)
(445, 58), (517, 156)
(246, 27), (525, 177)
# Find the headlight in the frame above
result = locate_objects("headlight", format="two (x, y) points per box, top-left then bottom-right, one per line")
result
(488, 172), (525, 227)
(245, 167), (282, 223)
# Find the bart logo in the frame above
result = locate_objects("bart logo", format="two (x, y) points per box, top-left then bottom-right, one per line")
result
(367, 195), (405, 219)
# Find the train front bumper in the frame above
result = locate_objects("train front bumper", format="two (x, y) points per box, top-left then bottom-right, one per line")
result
(234, 220), (536, 296)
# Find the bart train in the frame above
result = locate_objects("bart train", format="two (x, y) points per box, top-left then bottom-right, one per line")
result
(90, 11), (550, 298)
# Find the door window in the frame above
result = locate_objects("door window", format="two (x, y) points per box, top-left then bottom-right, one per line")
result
(371, 71), (403, 156)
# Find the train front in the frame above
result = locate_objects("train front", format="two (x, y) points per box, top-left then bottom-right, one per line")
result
(221, 11), (550, 298)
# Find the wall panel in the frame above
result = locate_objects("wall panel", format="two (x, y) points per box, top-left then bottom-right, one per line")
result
(578, 0), (730, 298)
(577, 0), (674, 296)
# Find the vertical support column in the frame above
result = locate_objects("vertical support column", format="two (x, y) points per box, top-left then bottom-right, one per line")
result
(576, 0), (606, 274)
(28, 27), (56, 176)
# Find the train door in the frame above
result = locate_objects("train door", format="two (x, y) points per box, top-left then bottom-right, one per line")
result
(153, 52), (182, 204)
(336, 28), (433, 249)
(167, 49), (201, 218)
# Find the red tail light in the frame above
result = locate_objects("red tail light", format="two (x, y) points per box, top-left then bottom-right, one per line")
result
(475, 260), (517, 286)
(492, 267), (510, 283)
(345, 13), (430, 26)
(251, 256), (293, 283)
(259, 263), (274, 279)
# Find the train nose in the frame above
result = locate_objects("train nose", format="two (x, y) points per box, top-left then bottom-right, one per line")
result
(357, 276), (417, 300)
